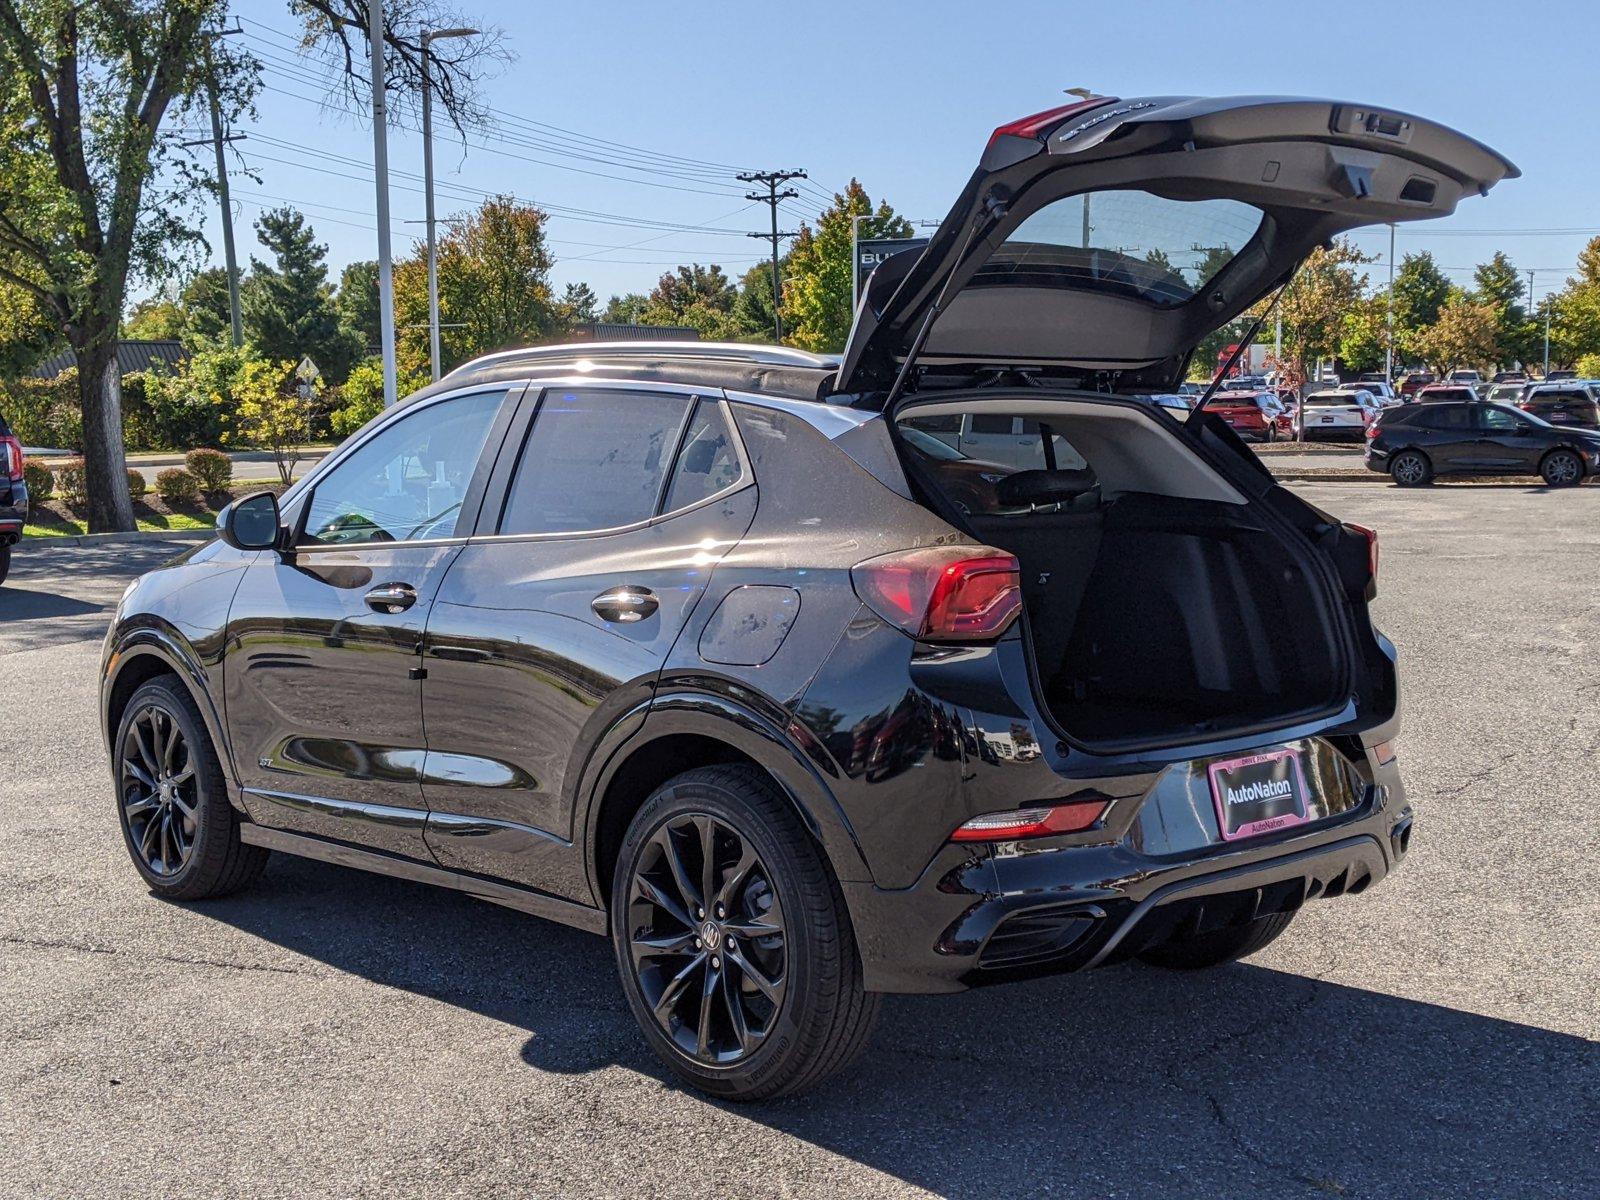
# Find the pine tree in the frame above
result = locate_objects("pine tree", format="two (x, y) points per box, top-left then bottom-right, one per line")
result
(243, 208), (362, 384)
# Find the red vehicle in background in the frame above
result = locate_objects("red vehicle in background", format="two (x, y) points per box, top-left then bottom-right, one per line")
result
(1201, 389), (1291, 441)
(1398, 371), (1436, 398)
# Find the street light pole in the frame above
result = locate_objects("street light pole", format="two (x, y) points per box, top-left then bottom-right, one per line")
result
(420, 27), (477, 383)
(369, 0), (397, 407)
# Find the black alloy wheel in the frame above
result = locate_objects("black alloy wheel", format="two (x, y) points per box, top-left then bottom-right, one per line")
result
(120, 702), (198, 877)
(1541, 449), (1583, 487)
(114, 677), (269, 899)
(626, 812), (787, 1065)
(1390, 450), (1432, 486)
(611, 765), (879, 1101)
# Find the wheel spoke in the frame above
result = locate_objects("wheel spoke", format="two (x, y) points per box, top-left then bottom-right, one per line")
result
(132, 719), (160, 779)
(123, 792), (159, 819)
(633, 872), (693, 931)
(657, 825), (702, 915)
(161, 713), (182, 774)
(723, 916), (783, 945)
(123, 758), (156, 789)
(631, 928), (698, 961)
(696, 958), (719, 1058)
(652, 951), (706, 1020)
(169, 792), (197, 823)
(138, 812), (162, 859)
(728, 945), (783, 1004)
(159, 810), (175, 872)
(721, 963), (754, 1054)
(695, 815), (717, 916)
(714, 845), (758, 913)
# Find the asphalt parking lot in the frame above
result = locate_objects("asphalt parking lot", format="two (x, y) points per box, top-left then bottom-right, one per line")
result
(1, 482), (1596, 1200)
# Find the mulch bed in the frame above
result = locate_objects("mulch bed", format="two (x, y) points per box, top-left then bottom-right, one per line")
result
(26, 483), (289, 535)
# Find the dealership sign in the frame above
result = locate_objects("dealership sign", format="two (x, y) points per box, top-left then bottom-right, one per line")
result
(855, 237), (930, 303)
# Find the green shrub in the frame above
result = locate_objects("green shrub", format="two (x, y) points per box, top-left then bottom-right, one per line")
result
(185, 447), (232, 492)
(126, 468), (148, 498)
(21, 457), (53, 500)
(154, 467), (199, 505)
(0, 369), (82, 450)
(55, 457), (88, 506)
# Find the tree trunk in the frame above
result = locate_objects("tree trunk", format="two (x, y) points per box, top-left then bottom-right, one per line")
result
(76, 339), (136, 532)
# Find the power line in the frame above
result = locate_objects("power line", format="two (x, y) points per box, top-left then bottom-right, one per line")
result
(739, 170), (806, 340)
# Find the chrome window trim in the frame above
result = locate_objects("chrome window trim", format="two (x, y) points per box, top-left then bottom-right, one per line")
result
(282, 383), (526, 555)
(469, 385), (754, 546)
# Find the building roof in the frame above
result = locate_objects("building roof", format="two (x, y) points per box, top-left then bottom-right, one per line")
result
(31, 340), (188, 380)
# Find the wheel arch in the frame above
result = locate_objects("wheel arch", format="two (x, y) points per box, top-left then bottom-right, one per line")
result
(103, 630), (238, 798)
(1538, 444), (1587, 480)
(582, 692), (872, 912)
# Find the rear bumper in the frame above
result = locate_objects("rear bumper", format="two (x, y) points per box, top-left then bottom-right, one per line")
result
(844, 751), (1410, 994)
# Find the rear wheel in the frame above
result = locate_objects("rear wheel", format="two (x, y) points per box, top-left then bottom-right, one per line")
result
(1138, 911), (1296, 970)
(1540, 449), (1583, 487)
(1390, 450), (1433, 487)
(611, 765), (879, 1101)
(114, 677), (268, 900)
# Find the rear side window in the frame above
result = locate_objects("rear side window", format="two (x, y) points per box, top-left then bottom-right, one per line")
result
(499, 388), (691, 535)
(661, 400), (743, 512)
(1414, 405), (1473, 431)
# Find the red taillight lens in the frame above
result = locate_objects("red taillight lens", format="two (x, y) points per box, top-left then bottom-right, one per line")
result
(1344, 522), (1379, 580)
(950, 799), (1108, 842)
(1, 437), (21, 481)
(1365, 422), (1380, 439)
(987, 96), (1112, 146)
(852, 547), (1022, 642)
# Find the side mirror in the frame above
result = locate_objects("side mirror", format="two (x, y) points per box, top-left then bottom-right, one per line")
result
(217, 491), (283, 551)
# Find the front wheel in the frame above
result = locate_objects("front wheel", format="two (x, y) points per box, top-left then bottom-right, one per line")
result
(114, 677), (268, 899)
(1138, 911), (1296, 970)
(1540, 449), (1583, 488)
(1390, 450), (1433, 487)
(611, 765), (879, 1101)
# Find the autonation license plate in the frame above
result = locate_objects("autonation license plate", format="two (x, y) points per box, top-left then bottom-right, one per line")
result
(1208, 748), (1311, 841)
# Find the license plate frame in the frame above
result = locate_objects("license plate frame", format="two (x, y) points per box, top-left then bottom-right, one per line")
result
(1207, 747), (1311, 841)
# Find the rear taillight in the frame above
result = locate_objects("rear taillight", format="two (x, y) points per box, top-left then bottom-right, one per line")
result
(988, 96), (1112, 146)
(851, 546), (1022, 642)
(1344, 522), (1379, 581)
(950, 798), (1108, 842)
(1, 436), (21, 481)
(1365, 423), (1380, 439)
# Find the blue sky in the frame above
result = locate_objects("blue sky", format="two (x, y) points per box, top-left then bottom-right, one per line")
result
(207, 0), (1598, 309)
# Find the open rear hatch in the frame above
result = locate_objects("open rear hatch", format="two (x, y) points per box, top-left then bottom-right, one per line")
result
(844, 96), (1513, 752)
(833, 94), (1517, 398)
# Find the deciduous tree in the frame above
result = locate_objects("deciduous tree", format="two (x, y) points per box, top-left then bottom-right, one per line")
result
(1390, 251), (1451, 361)
(781, 180), (913, 352)
(1410, 298), (1500, 375)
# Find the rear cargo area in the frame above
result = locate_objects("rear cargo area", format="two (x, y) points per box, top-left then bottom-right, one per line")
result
(899, 396), (1350, 750)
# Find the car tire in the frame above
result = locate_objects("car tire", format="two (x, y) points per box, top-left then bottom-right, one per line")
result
(1539, 449), (1584, 488)
(0, 544), (9, 587)
(1390, 450), (1433, 487)
(610, 765), (880, 1102)
(1137, 911), (1296, 970)
(113, 676), (269, 900)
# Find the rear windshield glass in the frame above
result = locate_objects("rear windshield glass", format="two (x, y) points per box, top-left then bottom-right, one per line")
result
(1304, 394), (1354, 407)
(976, 190), (1265, 309)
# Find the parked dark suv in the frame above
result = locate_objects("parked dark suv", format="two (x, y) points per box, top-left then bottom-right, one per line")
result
(102, 95), (1513, 1099)
(1366, 401), (1600, 485)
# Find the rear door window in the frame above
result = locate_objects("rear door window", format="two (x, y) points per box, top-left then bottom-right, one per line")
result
(498, 388), (692, 535)
(661, 400), (743, 512)
(1415, 405), (1474, 432)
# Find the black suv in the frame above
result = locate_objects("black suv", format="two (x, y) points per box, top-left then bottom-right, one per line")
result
(102, 95), (1513, 1099)
(1366, 401), (1600, 486)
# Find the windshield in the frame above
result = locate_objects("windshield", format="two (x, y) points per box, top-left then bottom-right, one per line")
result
(979, 190), (1266, 309)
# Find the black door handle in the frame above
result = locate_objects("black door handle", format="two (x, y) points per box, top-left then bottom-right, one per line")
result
(364, 582), (418, 613)
(591, 585), (658, 623)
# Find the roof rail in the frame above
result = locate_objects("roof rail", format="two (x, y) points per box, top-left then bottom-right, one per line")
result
(447, 340), (840, 379)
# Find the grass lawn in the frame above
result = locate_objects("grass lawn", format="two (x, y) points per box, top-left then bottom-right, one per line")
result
(24, 508), (214, 538)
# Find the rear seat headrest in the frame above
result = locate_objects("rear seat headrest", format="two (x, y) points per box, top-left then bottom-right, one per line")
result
(996, 468), (1101, 510)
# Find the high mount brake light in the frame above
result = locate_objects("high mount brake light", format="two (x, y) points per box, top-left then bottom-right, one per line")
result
(950, 799), (1108, 842)
(852, 547), (1022, 642)
(987, 97), (1112, 146)
(1344, 522), (1379, 581)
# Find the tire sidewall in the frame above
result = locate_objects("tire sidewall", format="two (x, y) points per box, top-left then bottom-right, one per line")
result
(610, 774), (826, 1097)
(114, 679), (224, 894)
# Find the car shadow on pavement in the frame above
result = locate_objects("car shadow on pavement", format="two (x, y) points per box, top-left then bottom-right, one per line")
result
(0, 587), (104, 622)
(201, 853), (1598, 1200)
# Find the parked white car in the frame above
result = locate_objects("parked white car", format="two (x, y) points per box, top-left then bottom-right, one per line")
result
(1339, 380), (1399, 405)
(1297, 389), (1383, 440)
(912, 412), (1089, 470)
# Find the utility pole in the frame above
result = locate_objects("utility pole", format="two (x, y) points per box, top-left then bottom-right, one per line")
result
(185, 27), (246, 347)
(370, 0), (397, 406)
(739, 170), (805, 341)
(1384, 223), (1396, 385)
(420, 26), (478, 382)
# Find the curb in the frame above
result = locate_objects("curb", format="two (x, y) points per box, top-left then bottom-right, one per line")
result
(23, 527), (214, 548)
